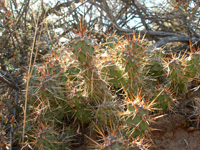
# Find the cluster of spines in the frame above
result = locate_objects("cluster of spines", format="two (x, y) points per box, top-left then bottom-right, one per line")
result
(19, 118), (73, 150)
(128, 137), (149, 150)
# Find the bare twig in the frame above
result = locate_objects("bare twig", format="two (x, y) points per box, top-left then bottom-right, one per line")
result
(9, 90), (19, 150)
(22, 2), (44, 145)
(0, 72), (21, 91)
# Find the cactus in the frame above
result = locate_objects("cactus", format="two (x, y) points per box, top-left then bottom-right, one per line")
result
(65, 65), (81, 81)
(99, 134), (126, 150)
(184, 53), (200, 78)
(121, 90), (150, 138)
(22, 121), (72, 150)
(124, 104), (149, 138)
(127, 136), (149, 150)
(150, 88), (173, 111)
(167, 58), (188, 93)
(71, 38), (95, 66)
(68, 96), (93, 123)
(101, 61), (126, 88)
(90, 120), (128, 150)
(94, 101), (121, 127)
(145, 50), (165, 78)
(35, 127), (60, 150)
(71, 36), (112, 104)
(29, 59), (67, 97)
(125, 40), (144, 56)
(25, 31), (198, 150)
(122, 51), (140, 75)
(121, 47), (144, 95)
(28, 59), (71, 123)
(146, 59), (164, 77)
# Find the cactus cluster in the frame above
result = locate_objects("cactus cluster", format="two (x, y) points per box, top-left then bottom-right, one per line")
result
(21, 120), (72, 150)
(23, 31), (200, 149)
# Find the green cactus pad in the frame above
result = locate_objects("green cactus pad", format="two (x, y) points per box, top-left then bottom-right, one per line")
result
(68, 96), (93, 123)
(122, 51), (139, 74)
(123, 103), (149, 138)
(168, 59), (188, 93)
(101, 64), (126, 88)
(125, 41), (144, 55)
(150, 89), (172, 111)
(94, 102), (120, 127)
(146, 59), (164, 77)
(185, 53), (200, 78)
(65, 66), (80, 81)
(36, 126), (71, 150)
(72, 38), (95, 65)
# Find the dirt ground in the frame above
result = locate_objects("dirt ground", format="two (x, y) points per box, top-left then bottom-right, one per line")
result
(150, 87), (200, 150)
(150, 114), (200, 150)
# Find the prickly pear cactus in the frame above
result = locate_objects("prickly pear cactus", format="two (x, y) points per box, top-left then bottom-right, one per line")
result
(145, 50), (165, 78)
(68, 96), (93, 123)
(71, 36), (112, 104)
(168, 59), (188, 93)
(94, 132), (127, 150)
(101, 61), (126, 88)
(28, 59), (71, 123)
(25, 30), (198, 150)
(29, 60), (67, 97)
(94, 101), (121, 127)
(121, 91), (150, 138)
(184, 53), (200, 78)
(146, 59), (164, 77)
(124, 104), (149, 138)
(150, 88), (173, 111)
(65, 65), (81, 81)
(35, 127), (60, 150)
(125, 40), (144, 56)
(71, 38), (95, 66)
(128, 137), (149, 150)
(100, 134), (126, 150)
(121, 50), (143, 94)
(122, 51), (140, 75)
(21, 120), (72, 150)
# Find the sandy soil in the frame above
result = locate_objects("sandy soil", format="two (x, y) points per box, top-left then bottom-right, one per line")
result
(150, 114), (200, 150)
